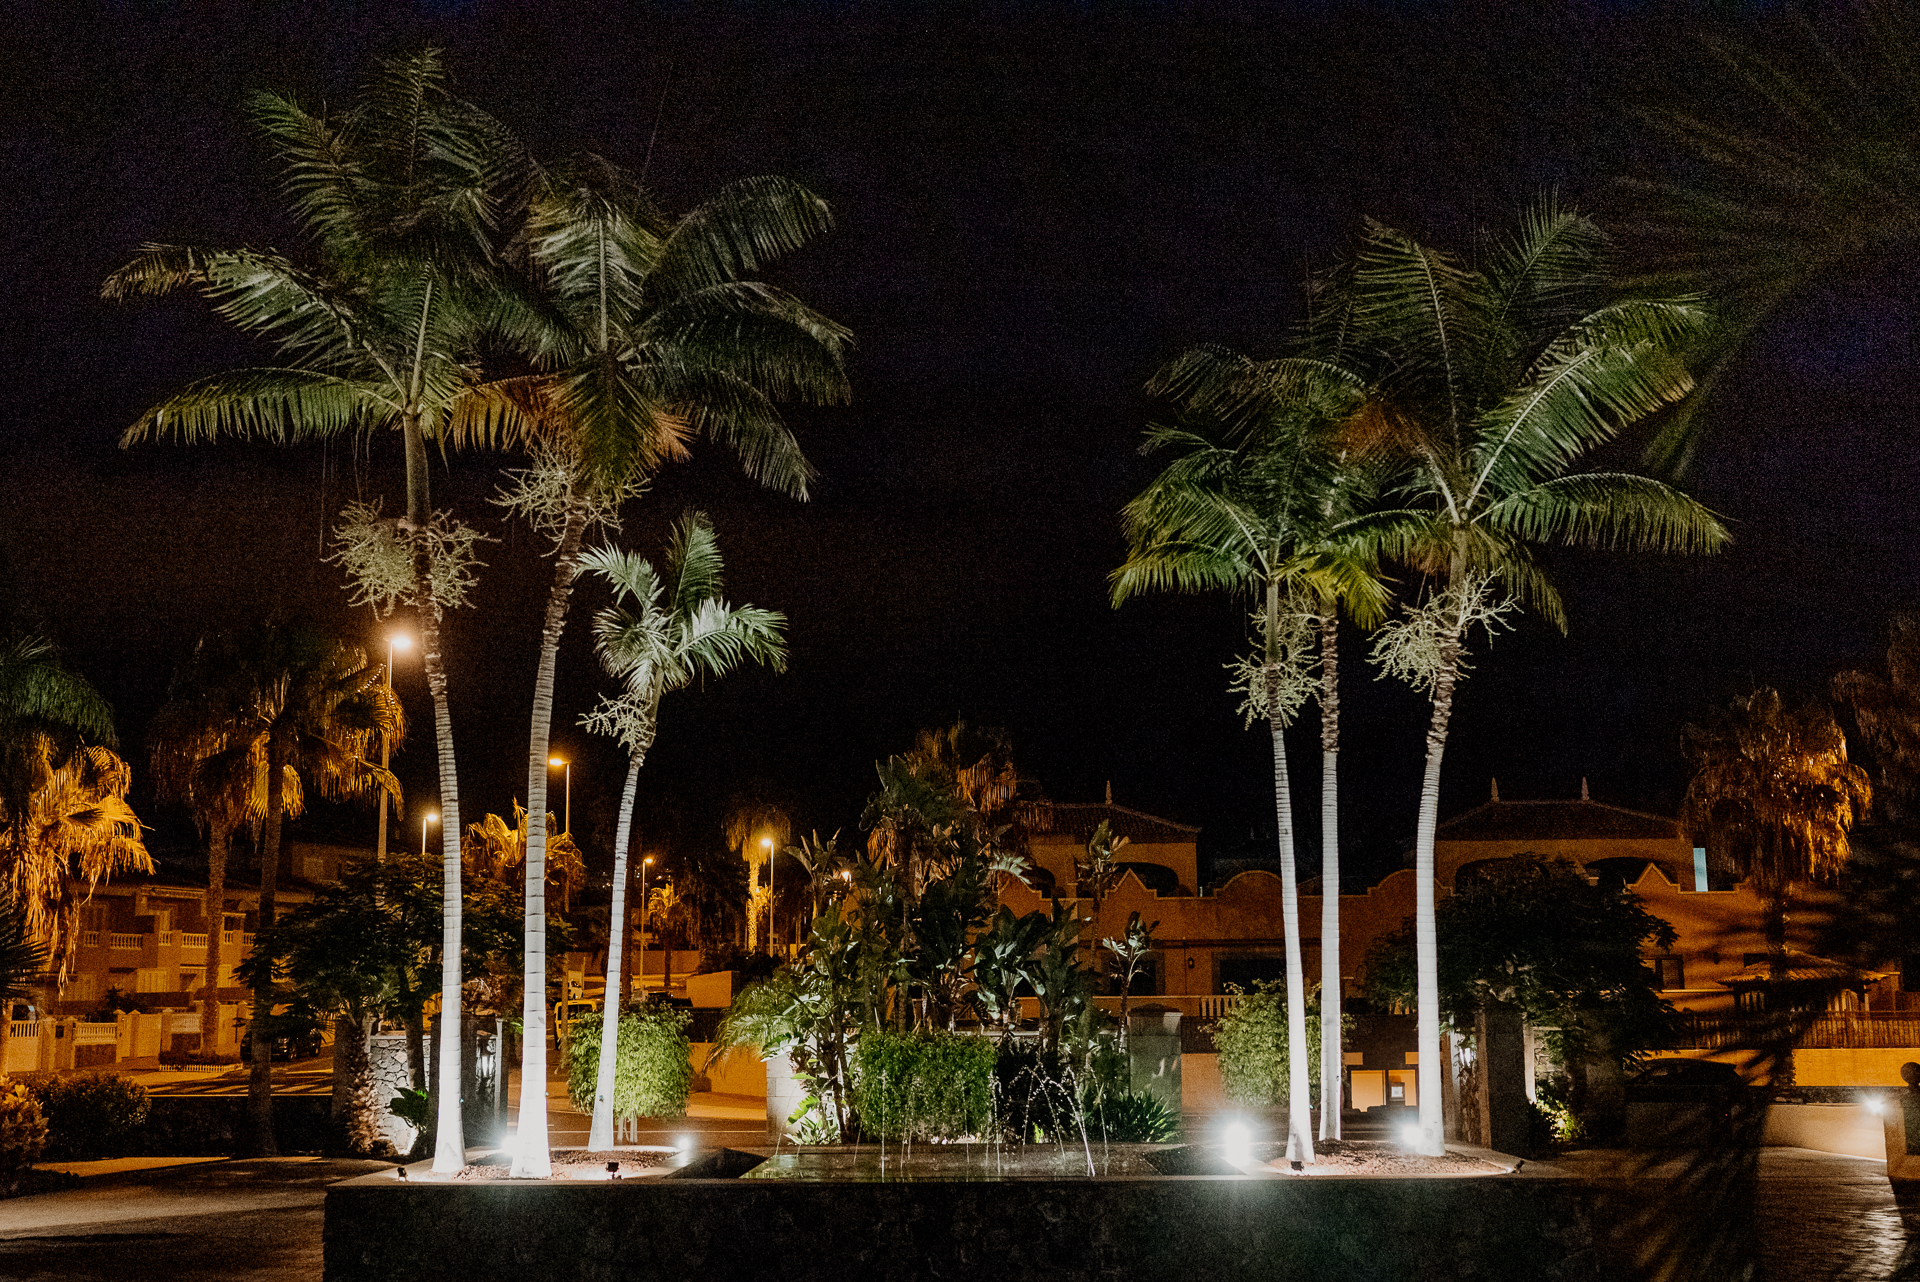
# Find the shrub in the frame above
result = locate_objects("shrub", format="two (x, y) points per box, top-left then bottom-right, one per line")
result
(0, 1077), (47, 1195)
(853, 1029), (995, 1141)
(1082, 1090), (1179, 1143)
(566, 1004), (695, 1121)
(32, 1072), (150, 1159)
(1533, 1072), (1585, 1145)
(1212, 981), (1339, 1109)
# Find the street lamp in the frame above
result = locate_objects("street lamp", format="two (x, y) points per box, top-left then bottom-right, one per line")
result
(421, 811), (438, 858)
(548, 756), (570, 834)
(637, 855), (654, 998)
(375, 634), (411, 866)
(761, 836), (775, 954)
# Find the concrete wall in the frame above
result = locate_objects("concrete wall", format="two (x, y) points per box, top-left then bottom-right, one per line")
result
(1763, 1102), (1886, 1161)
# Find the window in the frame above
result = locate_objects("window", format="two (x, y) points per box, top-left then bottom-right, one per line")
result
(1655, 955), (1686, 990)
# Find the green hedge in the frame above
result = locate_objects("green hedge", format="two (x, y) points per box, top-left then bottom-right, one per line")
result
(1212, 981), (1333, 1109)
(853, 1029), (995, 1141)
(30, 1072), (150, 1160)
(567, 1005), (695, 1121)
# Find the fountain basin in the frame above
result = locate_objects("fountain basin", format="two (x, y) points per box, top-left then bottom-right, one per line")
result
(324, 1142), (1611, 1281)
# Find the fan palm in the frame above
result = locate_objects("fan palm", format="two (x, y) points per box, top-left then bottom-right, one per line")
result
(1335, 199), (1729, 1151)
(1114, 345), (1387, 1161)
(103, 51), (537, 1172)
(575, 513), (788, 1155)
(1682, 690), (1871, 976)
(178, 622), (399, 1155)
(0, 897), (47, 1004)
(474, 159), (841, 1176)
(1, 742), (151, 995)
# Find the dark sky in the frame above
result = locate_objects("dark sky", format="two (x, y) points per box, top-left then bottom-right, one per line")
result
(1, 1), (1913, 889)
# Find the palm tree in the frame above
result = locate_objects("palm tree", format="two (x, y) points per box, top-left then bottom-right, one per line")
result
(0, 634), (147, 995)
(576, 512), (788, 1153)
(645, 880), (689, 995)
(1332, 200), (1730, 1152)
(477, 158), (843, 1177)
(1616, 5), (1920, 474)
(150, 642), (278, 1057)
(1114, 346), (1386, 1163)
(104, 52), (537, 1171)
(1682, 690), (1871, 979)
(1, 743), (151, 995)
(183, 622), (399, 1156)
(1833, 613), (1920, 825)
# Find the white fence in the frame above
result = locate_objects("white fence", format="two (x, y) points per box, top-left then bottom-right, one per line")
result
(2, 1004), (243, 1074)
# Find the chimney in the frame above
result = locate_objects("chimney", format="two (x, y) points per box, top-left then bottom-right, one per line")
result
(1105, 780), (1113, 805)
(1490, 777), (1499, 802)
(1581, 777), (1590, 802)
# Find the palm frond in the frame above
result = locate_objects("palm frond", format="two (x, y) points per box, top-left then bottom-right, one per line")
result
(649, 175), (836, 301)
(1481, 472), (1732, 557)
(121, 368), (391, 446)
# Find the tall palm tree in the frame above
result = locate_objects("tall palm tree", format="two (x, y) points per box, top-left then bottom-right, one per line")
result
(1682, 690), (1871, 978)
(646, 879), (689, 996)
(1333, 200), (1730, 1152)
(104, 52), (538, 1171)
(1114, 346), (1387, 1162)
(576, 512), (788, 1153)
(476, 158), (843, 1177)
(183, 622), (399, 1156)
(150, 642), (278, 1056)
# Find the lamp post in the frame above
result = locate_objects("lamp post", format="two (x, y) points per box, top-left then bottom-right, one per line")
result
(421, 811), (438, 858)
(637, 855), (654, 999)
(375, 634), (411, 866)
(760, 836), (775, 955)
(548, 756), (571, 834)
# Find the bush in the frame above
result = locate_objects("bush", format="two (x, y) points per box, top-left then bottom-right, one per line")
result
(566, 1003), (695, 1121)
(1212, 981), (1335, 1109)
(1082, 1090), (1179, 1143)
(853, 1029), (995, 1141)
(32, 1073), (150, 1160)
(0, 1077), (47, 1195)
(1533, 1072), (1585, 1146)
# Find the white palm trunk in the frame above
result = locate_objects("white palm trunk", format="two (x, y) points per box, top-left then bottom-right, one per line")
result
(421, 600), (468, 1174)
(1410, 616), (1465, 1158)
(1317, 613), (1342, 1143)
(588, 751), (644, 1149)
(510, 511), (589, 1179)
(1266, 672), (1314, 1166)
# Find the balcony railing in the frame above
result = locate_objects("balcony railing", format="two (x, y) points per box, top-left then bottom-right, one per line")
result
(82, 931), (99, 947)
(181, 933), (208, 948)
(1670, 1010), (1920, 1051)
(109, 933), (143, 950)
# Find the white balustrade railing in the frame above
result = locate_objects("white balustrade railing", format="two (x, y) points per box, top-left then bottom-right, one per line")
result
(181, 933), (208, 948)
(1197, 994), (1240, 1019)
(109, 932), (143, 950)
(82, 930), (100, 947)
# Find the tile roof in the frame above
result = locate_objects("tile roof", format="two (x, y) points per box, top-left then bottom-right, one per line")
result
(1020, 801), (1199, 843)
(1436, 798), (1683, 843)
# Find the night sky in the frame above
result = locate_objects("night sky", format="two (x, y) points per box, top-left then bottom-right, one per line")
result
(1, 1), (1913, 890)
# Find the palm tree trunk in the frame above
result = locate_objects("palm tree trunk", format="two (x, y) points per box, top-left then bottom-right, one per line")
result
(1260, 571), (1314, 1168)
(406, 1009), (426, 1092)
(247, 738), (286, 1158)
(589, 751), (643, 1149)
(1411, 619), (1465, 1157)
(1267, 692), (1315, 1166)
(510, 506), (590, 1179)
(202, 823), (227, 1057)
(420, 592), (467, 1174)
(1317, 611), (1342, 1142)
